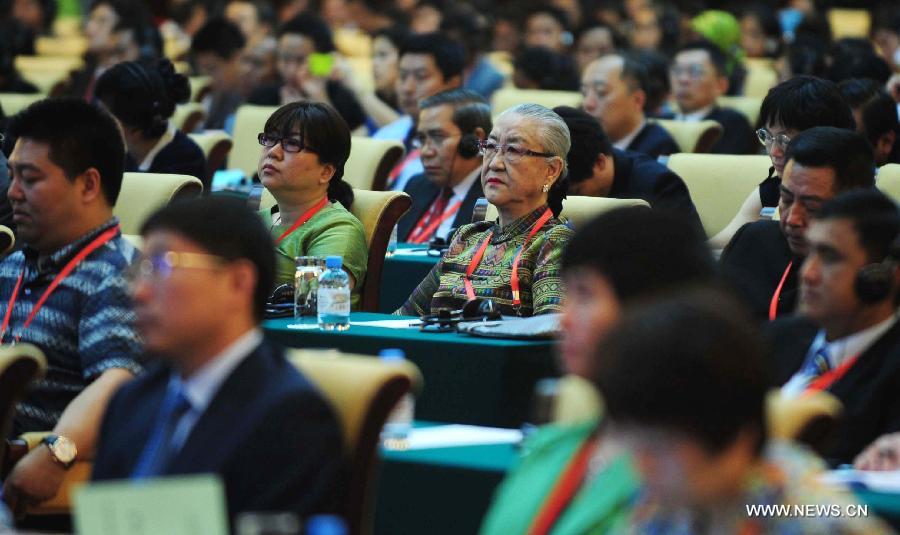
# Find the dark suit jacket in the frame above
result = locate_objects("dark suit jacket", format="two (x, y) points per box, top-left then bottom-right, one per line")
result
(705, 106), (757, 155)
(626, 122), (679, 159)
(720, 220), (799, 322)
(92, 339), (346, 521)
(766, 316), (900, 465)
(126, 131), (209, 191)
(397, 172), (484, 242)
(609, 149), (704, 233)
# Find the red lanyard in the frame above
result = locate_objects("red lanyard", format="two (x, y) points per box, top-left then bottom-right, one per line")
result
(527, 434), (600, 535)
(0, 225), (120, 344)
(408, 200), (462, 244)
(464, 208), (553, 308)
(805, 354), (859, 393)
(275, 197), (328, 244)
(769, 260), (793, 321)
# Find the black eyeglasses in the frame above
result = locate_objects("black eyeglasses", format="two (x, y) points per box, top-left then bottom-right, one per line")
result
(257, 133), (317, 154)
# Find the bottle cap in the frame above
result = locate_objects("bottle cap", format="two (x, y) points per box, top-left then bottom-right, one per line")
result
(379, 348), (405, 361)
(325, 255), (342, 269)
(305, 514), (347, 535)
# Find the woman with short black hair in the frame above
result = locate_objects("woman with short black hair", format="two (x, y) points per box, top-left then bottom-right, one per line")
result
(257, 101), (367, 308)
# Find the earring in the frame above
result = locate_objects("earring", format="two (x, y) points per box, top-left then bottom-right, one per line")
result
(542, 183), (551, 193)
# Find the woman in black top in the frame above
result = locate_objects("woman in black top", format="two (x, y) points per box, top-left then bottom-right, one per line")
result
(95, 59), (208, 190)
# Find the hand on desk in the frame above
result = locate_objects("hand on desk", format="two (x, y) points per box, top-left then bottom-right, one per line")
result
(854, 432), (900, 471)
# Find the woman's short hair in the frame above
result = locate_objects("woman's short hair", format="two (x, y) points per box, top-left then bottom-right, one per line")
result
(94, 59), (190, 138)
(497, 103), (570, 216)
(263, 101), (354, 208)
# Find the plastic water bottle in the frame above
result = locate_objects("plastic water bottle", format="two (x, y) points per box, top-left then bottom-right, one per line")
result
(379, 348), (414, 446)
(305, 515), (347, 535)
(317, 256), (350, 331)
(387, 224), (398, 254)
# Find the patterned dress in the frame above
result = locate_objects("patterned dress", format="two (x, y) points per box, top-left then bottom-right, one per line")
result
(397, 205), (573, 317)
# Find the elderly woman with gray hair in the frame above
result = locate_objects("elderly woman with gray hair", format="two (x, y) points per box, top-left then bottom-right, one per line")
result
(397, 103), (574, 317)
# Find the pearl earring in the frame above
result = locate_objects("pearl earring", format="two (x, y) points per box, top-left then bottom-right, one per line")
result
(542, 183), (551, 192)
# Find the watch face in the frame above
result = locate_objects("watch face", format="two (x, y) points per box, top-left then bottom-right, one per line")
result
(52, 437), (77, 463)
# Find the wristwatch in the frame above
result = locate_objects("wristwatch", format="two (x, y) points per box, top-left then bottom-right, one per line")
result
(41, 435), (77, 469)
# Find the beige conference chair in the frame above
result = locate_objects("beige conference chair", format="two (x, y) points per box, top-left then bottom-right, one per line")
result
(490, 88), (582, 114)
(114, 172), (204, 235)
(666, 153), (772, 238)
(289, 349), (421, 535)
(345, 137), (405, 191)
(0, 93), (44, 116)
(877, 164), (900, 203)
(188, 130), (234, 186)
(652, 119), (723, 153)
(172, 102), (206, 134)
(228, 105), (279, 179)
(718, 96), (763, 127)
(483, 195), (650, 230)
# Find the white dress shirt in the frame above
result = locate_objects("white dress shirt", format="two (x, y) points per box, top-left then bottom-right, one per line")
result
(613, 120), (646, 151)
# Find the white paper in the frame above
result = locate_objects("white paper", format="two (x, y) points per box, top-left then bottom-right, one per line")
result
(349, 319), (421, 329)
(404, 425), (523, 450)
(820, 469), (900, 492)
(286, 323), (320, 330)
(393, 248), (431, 256)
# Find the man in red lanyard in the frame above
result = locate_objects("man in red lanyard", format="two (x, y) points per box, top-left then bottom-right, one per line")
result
(396, 88), (489, 244)
(2, 98), (143, 508)
(373, 32), (465, 192)
(768, 189), (900, 466)
(721, 127), (875, 321)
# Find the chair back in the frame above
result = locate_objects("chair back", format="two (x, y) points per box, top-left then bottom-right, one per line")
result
(257, 188), (411, 311)
(490, 88), (582, 114)
(717, 96), (762, 127)
(0, 93), (45, 116)
(767, 389), (843, 455)
(348, 190), (412, 311)
(0, 344), (47, 477)
(188, 76), (211, 103)
(35, 36), (87, 57)
(877, 164), (900, 203)
(482, 195), (649, 229)
(667, 153), (771, 237)
(172, 102), (206, 133)
(188, 131), (233, 186)
(827, 8), (870, 39)
(652, 119), (723, 153)
(345, 137), (405, 191)
(289, 349), (422, 535)
(115, 173), (203, 234)
(742, 63), (778, 98)
(228, 105), (278, 178)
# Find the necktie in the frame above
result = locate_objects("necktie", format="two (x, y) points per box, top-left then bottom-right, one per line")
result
(131, 385), (192, 479)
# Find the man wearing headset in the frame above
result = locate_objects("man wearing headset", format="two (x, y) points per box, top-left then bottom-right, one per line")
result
(396, 89), (490, 245)
(767, 188), (900, 466)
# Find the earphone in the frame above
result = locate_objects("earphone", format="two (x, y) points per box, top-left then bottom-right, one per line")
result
(457, 133), (481, 159)
(855, 236), (900, 304)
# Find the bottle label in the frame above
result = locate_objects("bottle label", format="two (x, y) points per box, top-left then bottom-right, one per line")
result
(318, 288), (350, 316)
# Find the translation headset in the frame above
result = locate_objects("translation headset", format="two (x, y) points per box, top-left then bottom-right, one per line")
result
(855, 235), (900, 304)
(456, 133), (481, 159)
(419, 298), (502, 332)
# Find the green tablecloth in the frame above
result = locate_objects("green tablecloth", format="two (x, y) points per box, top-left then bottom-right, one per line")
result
(375, 423), (517, 535)
(378, 244), (441, 313)
(376, 431), (900, 535)
(264, 313), (559, 427)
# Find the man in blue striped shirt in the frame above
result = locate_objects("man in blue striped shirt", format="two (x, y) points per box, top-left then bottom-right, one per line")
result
(2, 98), (143, 508)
